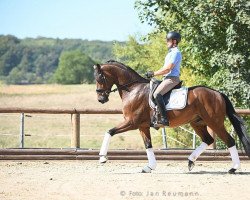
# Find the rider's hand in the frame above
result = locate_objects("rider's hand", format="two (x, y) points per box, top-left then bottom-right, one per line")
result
(145, 71), (154, 79)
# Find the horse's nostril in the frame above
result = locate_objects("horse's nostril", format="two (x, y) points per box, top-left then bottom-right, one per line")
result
(98, 99), (105, 103)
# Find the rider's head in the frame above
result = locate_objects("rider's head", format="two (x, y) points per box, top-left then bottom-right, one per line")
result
(166, 31), (181, 48)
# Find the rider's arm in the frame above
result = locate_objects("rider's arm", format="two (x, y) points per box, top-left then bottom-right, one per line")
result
(153, 63), (174, 76)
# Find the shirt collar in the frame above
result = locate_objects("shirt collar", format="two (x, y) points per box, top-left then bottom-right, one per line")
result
(169, 47), (178, 52)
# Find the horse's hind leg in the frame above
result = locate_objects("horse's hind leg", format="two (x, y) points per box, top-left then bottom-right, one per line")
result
(207, 124), (240, 173)
(188, 122), (214, 171)
(195, 93), (240, 173)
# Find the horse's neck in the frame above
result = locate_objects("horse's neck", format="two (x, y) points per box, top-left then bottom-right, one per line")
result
(106, 64), (149, 100)
(118, 82), (149, 101)
(114, 68), (145, 87)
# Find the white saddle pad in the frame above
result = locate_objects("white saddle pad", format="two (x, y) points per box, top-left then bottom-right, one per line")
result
(149, 87), (188, 110)
(165, 87), (188, 110)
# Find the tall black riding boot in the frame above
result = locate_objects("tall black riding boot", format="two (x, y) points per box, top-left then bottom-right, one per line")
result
(155, 94), (169, 126)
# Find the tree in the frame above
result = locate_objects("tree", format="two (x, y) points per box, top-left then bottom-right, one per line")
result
(0, 35), (119, 84)
(0, 35), (22, 76)
(135, 0), (250, 107)
(114, 34), (165, 73)
(114, 32), (204, 87)
(53, 50), (96, 84)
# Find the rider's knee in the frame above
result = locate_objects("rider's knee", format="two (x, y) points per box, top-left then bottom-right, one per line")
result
(153, 91), (161, 99)
(153, 91), (159, 99)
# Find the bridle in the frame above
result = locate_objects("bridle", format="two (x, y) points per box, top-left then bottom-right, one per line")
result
(95, 70), (110, 95)
(95, 69), (147, 96)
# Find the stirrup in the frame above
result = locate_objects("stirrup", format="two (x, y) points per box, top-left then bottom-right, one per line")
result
(160, 118), (169, 126)
(153, 122), (164, 128)
(153, 119), (169, 128)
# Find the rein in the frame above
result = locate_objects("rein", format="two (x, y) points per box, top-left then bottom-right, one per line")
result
(95, 68), (148, 95)
(110, 79), (145, 93)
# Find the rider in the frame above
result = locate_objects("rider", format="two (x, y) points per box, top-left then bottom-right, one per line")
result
(146, 31), (182, 126)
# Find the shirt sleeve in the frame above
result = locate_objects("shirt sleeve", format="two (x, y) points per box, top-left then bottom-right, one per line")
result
(168, 52), (181, 65)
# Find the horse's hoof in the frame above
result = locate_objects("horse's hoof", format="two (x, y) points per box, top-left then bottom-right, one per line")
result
(141, 166), (152, 173)
(99, 156), (108, 164)
(228, 168), (236, 174)
(188, 160), (195, 171)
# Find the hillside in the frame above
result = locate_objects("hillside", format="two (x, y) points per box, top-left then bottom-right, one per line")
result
(0, 35), (124, 84)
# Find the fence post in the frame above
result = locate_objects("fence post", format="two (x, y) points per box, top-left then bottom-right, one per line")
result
(162, 128), (167, 149)
(71, 113), (80, 148)
(20, 113), (24, 148)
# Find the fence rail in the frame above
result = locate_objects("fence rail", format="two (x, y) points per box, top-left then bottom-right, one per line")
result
(0, 107), (249, 115)
(0, 108), (122, 114)
(0, 148), (249, 161)
(0, 107), (249, 149)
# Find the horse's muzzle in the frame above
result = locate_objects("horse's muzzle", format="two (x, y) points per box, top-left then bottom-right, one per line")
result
(98, 96), (109, 104)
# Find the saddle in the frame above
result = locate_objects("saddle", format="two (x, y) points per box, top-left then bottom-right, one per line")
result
(149, 78), (188, 128)
(149, 78), (185, 107)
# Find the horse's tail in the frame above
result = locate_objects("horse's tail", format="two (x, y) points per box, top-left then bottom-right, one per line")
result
(221, 93), (250, 157)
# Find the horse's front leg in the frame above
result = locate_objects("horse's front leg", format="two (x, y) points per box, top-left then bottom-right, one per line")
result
(99, 119), (136, 163)
(139, 127), (157, 173)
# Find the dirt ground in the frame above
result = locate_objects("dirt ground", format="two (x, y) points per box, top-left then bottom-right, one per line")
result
(1, 160), (250, 200)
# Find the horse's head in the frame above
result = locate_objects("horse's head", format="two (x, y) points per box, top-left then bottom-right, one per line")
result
(93, 64), (114, 104)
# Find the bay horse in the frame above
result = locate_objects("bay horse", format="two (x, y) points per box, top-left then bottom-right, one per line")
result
(93, 60), (250, 173)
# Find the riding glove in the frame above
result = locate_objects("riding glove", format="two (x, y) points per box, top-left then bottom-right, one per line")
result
(145, 71), (154, 78)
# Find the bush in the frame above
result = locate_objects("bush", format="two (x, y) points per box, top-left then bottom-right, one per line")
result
(53, 50), (96, 84)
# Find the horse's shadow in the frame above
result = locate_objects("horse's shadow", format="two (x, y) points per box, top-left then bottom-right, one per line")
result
(186, 171), (250, 175)
(113, 171), (250, 175)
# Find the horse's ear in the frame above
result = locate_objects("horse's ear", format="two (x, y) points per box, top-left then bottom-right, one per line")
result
(93, 64), (101, 72)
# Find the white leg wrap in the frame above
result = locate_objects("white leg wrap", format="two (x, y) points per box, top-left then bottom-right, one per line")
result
(146, 148), (157, 170)
(188, 142), (208, 162)
(99, 132), (111, 156)
(229, 145), (240, 169)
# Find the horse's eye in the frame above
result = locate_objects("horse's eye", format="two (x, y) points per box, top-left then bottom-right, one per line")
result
(96, 74), (105, 84)
(96, 89), (104, 93)
(98, 74), (102, 79)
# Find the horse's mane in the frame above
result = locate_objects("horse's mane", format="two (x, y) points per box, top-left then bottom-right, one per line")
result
(105, 60), (149, 83)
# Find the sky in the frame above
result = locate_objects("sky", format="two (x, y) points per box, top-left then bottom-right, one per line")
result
(0, 0), (152, 41)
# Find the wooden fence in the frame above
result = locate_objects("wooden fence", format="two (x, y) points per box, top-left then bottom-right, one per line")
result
(0, 107), (249, 149)
(0, 148), (249, 161)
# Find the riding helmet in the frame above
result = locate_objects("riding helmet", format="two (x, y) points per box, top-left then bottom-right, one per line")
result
(166, 31), (181, 43)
